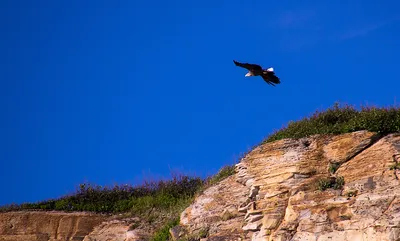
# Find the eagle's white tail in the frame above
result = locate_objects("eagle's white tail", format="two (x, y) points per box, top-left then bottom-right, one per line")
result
(245, 72), (253, 77)
(266, 67), (274, 72)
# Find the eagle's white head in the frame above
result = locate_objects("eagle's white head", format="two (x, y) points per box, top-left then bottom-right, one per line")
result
(266, 67), (274, 72)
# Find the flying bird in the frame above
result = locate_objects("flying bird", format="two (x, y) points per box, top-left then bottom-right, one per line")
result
(233, 60), (281, 86)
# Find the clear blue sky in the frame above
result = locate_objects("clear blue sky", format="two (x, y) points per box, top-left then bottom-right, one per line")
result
(1, 0), (399, 205)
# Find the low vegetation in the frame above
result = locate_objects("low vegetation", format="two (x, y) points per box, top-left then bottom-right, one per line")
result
(317, 176), (345, 191)
(204, 165), (236, 187)
(328, 162), (340, 174)
(345, 190), (358, 198)
(264, 102), (400, 143)
(151, 218), (180, 241)
(389, 162), (400, 170)
(0, 165), (237, 214)
(0, 175), (203, 214)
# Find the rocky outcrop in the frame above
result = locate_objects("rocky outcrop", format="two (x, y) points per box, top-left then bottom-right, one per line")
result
(180, 174), (249, 239)
(0, 211), (148, 241)
(0, 211), (106, 241)
(180, 131), (400, 241)
(83, 217), (150, 241)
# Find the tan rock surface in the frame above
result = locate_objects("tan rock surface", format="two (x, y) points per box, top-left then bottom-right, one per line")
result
(180, 175), (249, 239)
(181, 131), (400, 241)
(0, 211), (106, 241)
(0, 211), (149, 241)
(83, 217), (149, 241)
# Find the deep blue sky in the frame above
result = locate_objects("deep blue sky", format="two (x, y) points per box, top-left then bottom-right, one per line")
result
(1, 0), (399, 205)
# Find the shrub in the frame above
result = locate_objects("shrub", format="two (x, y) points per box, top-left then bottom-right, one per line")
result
(264, 102), (400, 143)
(333, 176), (345, 189)
(345, 190), (358, 197)
(317, 176), (345, 191)
(389, 163), (400, 170)
(317, 178), (333, 191)
(328, 162), (340, 174)
(205, 165), (236, 186)
(0, 174), (203, 214)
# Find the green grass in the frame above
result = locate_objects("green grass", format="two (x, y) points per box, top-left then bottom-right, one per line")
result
(389, 162), (400, 170)
(205, 165), (236, 186)
(264, 102), (400, 143)
(151, 218), (180, 241)
(317, 176), (345, 191)
(328, 162), (340, 174)
(0, 165), (237, 215)
(0, 175), (203, 214)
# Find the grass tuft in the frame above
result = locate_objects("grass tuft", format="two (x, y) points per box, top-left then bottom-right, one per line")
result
(205, 165), (236, 186)
(390, 162), (400, 170)
(317, 176), (345, 191)
(150, 218), (179, 241)
(328, 162), (340, 174)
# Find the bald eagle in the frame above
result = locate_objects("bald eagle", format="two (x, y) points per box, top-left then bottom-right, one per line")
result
(233, 60), (281, 86)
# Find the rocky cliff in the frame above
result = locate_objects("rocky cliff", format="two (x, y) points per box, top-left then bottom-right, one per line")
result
(1, 131), (400, 241)
(0, 211), (149, 241)
(180, 131), (400, 241)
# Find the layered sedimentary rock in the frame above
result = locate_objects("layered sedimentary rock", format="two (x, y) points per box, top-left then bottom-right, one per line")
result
(181, 131), (400, 241)
(0, 211), (106, 241)
(0, 211), (147, 241)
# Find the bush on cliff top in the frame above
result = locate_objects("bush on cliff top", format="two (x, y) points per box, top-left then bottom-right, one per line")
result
(0, 165), (237, 215)
(0, 174), (203, 214)
(264, 102), (400, 143)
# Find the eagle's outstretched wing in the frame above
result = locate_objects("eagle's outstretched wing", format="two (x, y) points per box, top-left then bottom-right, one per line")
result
(233, 60), (263, 71)
(262, 72), (281, 86)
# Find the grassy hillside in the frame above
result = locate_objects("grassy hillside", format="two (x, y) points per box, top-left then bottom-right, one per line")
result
(264, 102), (400, 143)
(0, 166), (236, 214)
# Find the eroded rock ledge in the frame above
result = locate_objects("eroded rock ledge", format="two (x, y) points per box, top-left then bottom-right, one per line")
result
(0, 211), (148, 241)
(180, 131), (400, 241)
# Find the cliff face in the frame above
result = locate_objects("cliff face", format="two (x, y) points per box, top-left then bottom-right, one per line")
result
(0, 211), (148, 241)
(180, 131), (400, 241)
(0, 211), (106, 241)
(1, 131), (400, 241)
